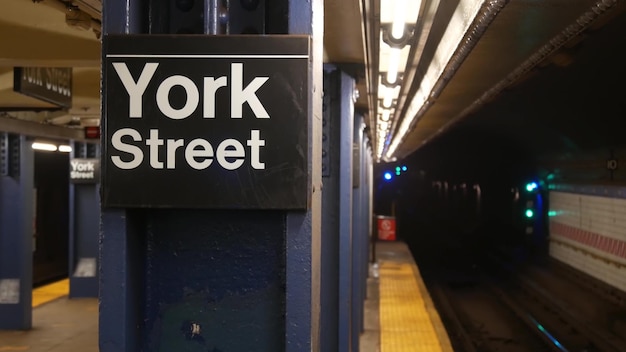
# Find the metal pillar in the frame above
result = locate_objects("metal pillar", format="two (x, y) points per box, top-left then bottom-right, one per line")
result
(351, 116), (366, 350)
(0, 133), (34, 329)
(100, 1), (322, 351)
(286, 2), (324, 350)
(321, 67), (354, 351)
(359, 129), (371, 332)
(68, 142), (99, 298)
(365, 144), (374, 264)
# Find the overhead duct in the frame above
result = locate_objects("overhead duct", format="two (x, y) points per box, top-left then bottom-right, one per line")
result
(65, 6), (92, 31)
(32, 0), (101, 37)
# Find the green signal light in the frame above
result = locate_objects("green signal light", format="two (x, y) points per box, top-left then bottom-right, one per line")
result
(395, 166), (401, 172)
(525, 209), (534, 218)
(395, 171), (401, 176)
(526, 182), (538, 192)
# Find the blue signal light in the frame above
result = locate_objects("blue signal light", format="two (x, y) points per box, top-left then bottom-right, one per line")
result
(401, 165), (407, 171)
(384, 172), (393, 181)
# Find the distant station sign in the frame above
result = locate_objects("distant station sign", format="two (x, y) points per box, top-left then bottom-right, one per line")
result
(70, 158), (100, 184)
(13, 67), (72, 108)
(102, 35), (310, 209)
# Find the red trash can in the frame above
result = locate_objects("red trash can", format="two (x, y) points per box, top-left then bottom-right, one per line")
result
(376, 216), (396, 241)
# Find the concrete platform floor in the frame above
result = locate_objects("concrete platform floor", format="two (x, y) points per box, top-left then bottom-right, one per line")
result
(1, 292), (377, 352)
(0, 298), (98, 352)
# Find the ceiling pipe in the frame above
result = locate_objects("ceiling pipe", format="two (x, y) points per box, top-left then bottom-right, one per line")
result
(362, 0), (381, 155)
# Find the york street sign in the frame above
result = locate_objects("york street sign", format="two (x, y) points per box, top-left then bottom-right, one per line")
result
(103, 35), (310, 209)
(14, 67), (72, 108)
(70, 158), (100, 184)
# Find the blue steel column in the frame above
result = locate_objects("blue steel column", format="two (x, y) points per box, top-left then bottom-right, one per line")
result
(365, 144), (374, 266)
(0, 134), (34, 329)
(99, 3), (146, 351)
(359, 130), (371, 331)
(100, 1), (322, 352)
(287, 1), (323, 351)
(321, 67), (354, 351)
(68, 142), (100, 298)
(366, 146), (373, 265)
(351, 116), (366, 350)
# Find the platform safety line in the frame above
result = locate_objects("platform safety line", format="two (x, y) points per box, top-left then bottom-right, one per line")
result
(379, 261), (451, 352)
(32, 279), (69, 308)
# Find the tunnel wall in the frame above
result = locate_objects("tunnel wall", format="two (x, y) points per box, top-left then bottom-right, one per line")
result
(549, 187), (626, 292)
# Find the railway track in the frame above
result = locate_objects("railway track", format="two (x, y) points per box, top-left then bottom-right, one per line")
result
(431, 277), (558, 352)
(427, 247), (626, 352)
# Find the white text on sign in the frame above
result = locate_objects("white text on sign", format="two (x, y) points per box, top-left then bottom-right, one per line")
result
(110, 62), (269, 171)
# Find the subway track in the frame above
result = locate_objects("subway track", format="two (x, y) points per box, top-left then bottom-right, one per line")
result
(431, 276), (555, 352)
(420, 240), (626, 352)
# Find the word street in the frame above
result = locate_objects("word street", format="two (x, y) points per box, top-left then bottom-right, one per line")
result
(112, 128), (265, 170)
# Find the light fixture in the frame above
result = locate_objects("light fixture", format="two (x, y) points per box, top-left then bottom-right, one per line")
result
(391, 0), (408, 39)
(382, 86), (395, 108)
(386, 48), (402, 84)
(376, 0), (422, 160)
(380, 109), (391, 122)
(384, 0), (486, 160)
(32, 142), (57, 151)
(59, 145), (73, 153)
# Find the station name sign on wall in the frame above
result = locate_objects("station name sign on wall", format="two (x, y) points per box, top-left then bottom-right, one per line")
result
(13, 67), (72, 108)
(70, 158), (100, 184)
(102, 35), (310, 209)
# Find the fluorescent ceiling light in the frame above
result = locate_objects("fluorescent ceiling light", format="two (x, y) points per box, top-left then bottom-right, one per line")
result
(376, 0), (422, 161)
(382, 86), (396, 108)
(391, 0), (408, 39)
(381, 109), (391, 122)
(386, 48), (402, 84)
(58, 145), (73, 153)
(32, 142), (57, 151)
(386, 0), (484, 159)
(380, 0), (422, 26)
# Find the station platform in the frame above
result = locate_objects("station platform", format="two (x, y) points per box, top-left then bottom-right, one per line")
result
(0, 242), (451, 351)
(371, 241), (453, 352)
(0, 279), (97, 351)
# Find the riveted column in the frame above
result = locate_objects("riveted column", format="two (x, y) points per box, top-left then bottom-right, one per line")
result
(0, 133), (34, 329)
(100, 1), (322, 351)
(321, 67), (355, 351)
(68, 141), (100, 298)
(351, 115), (366, 351)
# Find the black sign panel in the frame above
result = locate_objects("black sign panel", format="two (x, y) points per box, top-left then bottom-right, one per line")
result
(13, 67), (72, 108)
(70, 158), (100, 184)
(102, 35), (310, 209)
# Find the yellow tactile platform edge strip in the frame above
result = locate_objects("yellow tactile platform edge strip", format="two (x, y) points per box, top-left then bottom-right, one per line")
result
(379, 261), (453, 352)
(32, 279), (69, 308)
